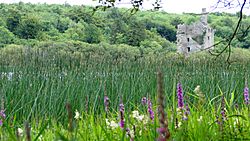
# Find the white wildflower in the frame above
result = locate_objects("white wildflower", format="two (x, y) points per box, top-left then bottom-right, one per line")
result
(176, 108), (181, 112)
(197, 116), (203, 122)
(194, 85), (200, 94)
(132, 111), (140, 118)
(130, 129), (135, 138)
(17, 128), (23, 136)
(178, 122), (182, 127)
(38, 135), (43, 141)
(176, 107), (183, 115)
(74, 110), (80, 120)
(106, 119), (118, 130)
(175, 121), (182, 129)
(131, 111), (145, 121)
(106, 119), (110, 125)
(137, 115), (144, 121)
(233, 118), (239, 127)
(142, 116), (149, 124)
(109, 121), (118, 129)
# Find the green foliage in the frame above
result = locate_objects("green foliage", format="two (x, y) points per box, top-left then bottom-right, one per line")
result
(66, 7), (94, 23)
(105, 8), (127, 44)
(123, 19), (146, 46)
(0, 26), (15, 47)
(0, 3), (249, 55)
(186, 17), (198, 25)
(45, 28), (62, 40)
(15, 14), (42, 39)
(0, 45), (249, 140)
(55, 17), (73, 33)
(235, 20), (250, 48)
(144, 29), (176, 51)
(140, 40), (162, 55)
(170, 17), (184, 28)
(84, 23), (103, 44)
(64, 21), (85, 41)
(0, 17), (6, 27)
(6, 8), (22, 33)
(144, 20), (176, 42)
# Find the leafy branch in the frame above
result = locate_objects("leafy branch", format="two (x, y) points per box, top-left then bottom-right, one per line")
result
(209, 0), (247, 64)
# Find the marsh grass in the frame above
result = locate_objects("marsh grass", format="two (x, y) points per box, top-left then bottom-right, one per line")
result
(0, 47), (249, 140)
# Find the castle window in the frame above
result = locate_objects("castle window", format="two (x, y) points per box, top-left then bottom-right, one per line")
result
(187, 38), (190, 42)
(187, 47), (191, 52)
(208, 36), (210, 40)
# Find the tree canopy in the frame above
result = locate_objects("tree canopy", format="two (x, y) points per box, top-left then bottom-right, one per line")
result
(0, 2), (249, 59)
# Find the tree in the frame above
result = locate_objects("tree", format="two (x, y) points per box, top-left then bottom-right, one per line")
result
(45, 27), (62, 40)
(56, 16), (73, 33)
(235, 20), (250, 48)
(171, 17), (184, 29)
(84, 23), (103, 44)
(124, 19), (146, 46)
(95, 0), (250, 62)
(64, 21), (86, 41)
(0, 17), (6, 27)
(15, 14), (42, 39)
(0, 26), (15, 47)
(6, 9), (22, 33)
(209, 0), (249, 63)
(144, 21), (176, 42)
(140, 40), (162, 55)
(105, 8), (127, 44)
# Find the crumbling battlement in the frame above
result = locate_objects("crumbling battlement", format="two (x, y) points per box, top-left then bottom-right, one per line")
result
(177, 8), (215, 56)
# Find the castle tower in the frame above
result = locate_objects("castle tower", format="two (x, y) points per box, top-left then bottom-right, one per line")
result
(176, 8), (214, 56)
(200, 8), (208, 25)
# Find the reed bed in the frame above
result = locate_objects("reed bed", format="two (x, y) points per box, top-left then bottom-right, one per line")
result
(0, 49), (249, 140)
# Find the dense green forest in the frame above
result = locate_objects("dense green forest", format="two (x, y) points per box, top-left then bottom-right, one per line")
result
(0, 2), (250, 61)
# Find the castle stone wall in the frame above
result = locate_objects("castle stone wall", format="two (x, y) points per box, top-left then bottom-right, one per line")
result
(177, 8), (214, 55)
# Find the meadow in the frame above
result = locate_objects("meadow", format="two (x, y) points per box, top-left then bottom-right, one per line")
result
(0, 46), (249, 141)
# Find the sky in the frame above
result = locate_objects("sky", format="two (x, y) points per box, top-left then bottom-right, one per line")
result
(0, 0), (249, 14)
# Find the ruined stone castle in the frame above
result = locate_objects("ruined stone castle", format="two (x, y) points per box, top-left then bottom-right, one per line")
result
(177, 8), (215, 55)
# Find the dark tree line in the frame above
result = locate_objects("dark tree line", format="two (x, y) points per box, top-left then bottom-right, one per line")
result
(0, 1), (249, 57)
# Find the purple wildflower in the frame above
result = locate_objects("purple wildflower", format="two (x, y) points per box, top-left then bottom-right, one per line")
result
(126, 128), (130, 134)
(157, 127), (168, 141)
(182, 104), (190, 120)
(216, 115), (221, 125)
(221, 109), (226, 119)
(126, 128), (131, 138)
(177, 82), (184, 109)
(185, 104), (190, 115)
(0, 110), (5, 119)
(119, 103), (125, 129)
(220, 96), (227, 122)
(147, 99), (154, 121)
(182, 116), (188, 121)
(126, 128), (134, 141)
(0, 110), (5, 126)
(157, 127), (167, 134)
(141, 97), (147, 105)
(157, 136), (167, 141)
(120, 119), (125, 129)
(244, 85), (249, 105)
(104, 95), (109, 112)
